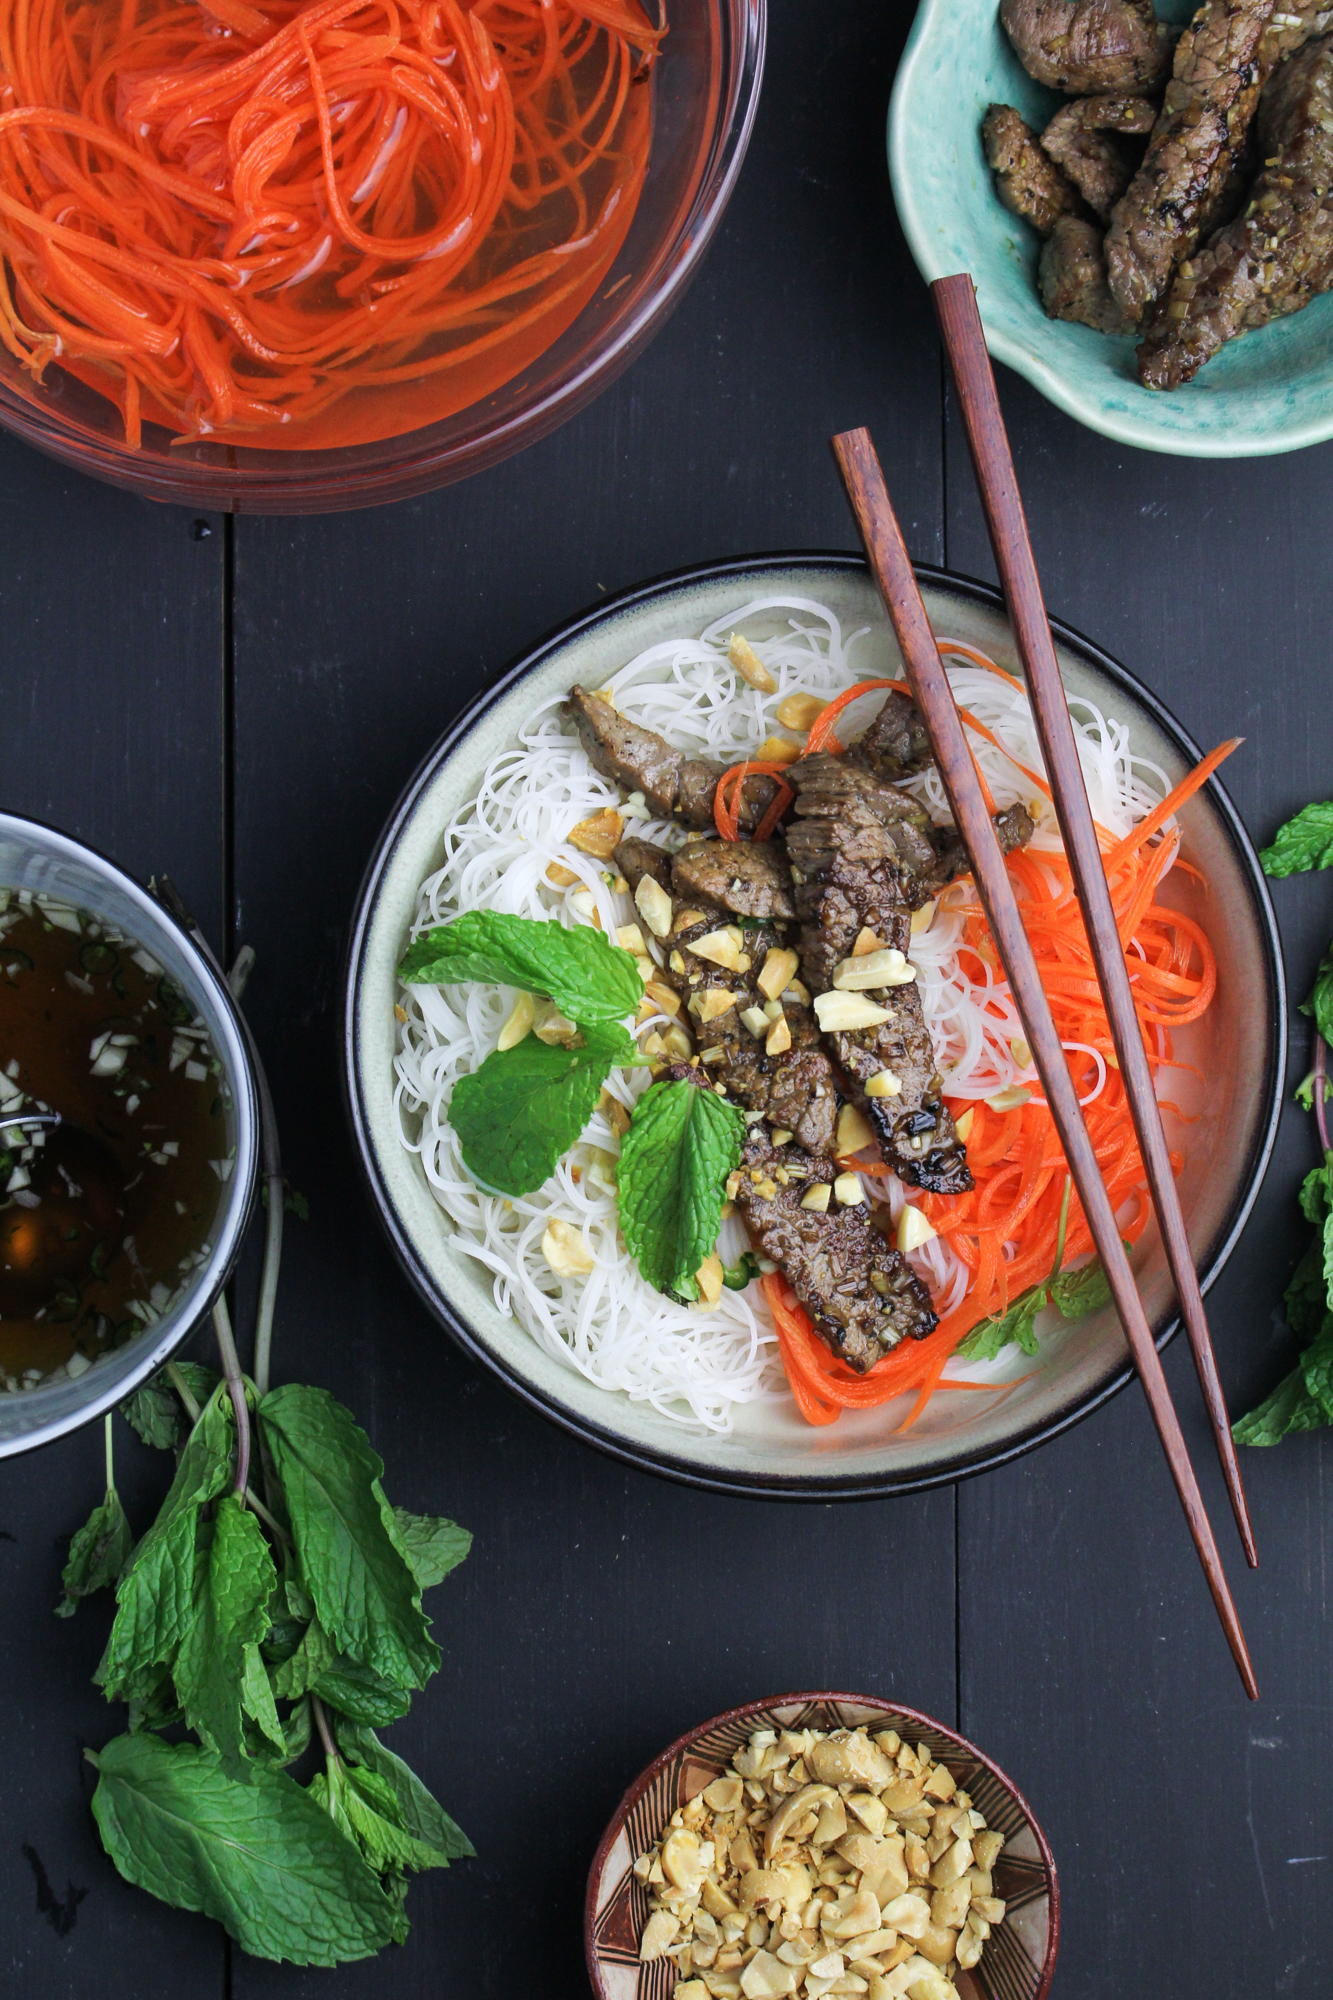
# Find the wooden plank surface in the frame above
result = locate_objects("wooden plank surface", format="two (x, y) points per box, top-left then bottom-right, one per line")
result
(228, 11), (953, 1994)
(947, 373), (1333, 1993)
(0, 442), (227, 1997)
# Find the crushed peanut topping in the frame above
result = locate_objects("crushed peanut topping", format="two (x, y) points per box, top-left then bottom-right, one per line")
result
(636, 1723), (1006, 2000)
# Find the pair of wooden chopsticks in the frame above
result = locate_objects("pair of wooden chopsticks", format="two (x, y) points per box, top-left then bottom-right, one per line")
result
(831, 273), (1258, 1699)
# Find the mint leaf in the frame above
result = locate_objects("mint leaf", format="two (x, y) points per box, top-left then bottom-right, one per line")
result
(388, 1510), (471, 1592)
(241, 1643), (287, 1756)
(270, 1616), (338, 1700)
(1286, 1235), (1330, 1342)
(957, 1284), (1048, 1363)
(1300, 949), (1333, 1048)
(120, 1379), (183, 1451)
(57, 1487), (133, 1617)
(312, 1658), (412, 1728)
(1260, 802), (1333, 877)
(175, 1496), (278, 1776)
(335, 1719), (474, 1862)
(617, 1079), (746, 1295)
(1301, 1314), (1333, 1422)
(339, 1764), (456, 1875)
(1299, 1156), (1333, 1225)
(447, 1021), (637, 1197)
(89, 1732), (402, 1965)
(97, 1386), (235, 1700)
(1233, 1366), (1326, 1445)
(1050, 1258), (1111, 1320)
(260, 1385), (439, 1693)
(398, 911), (642, 1026)
(1295, 1069), (1333, 1112)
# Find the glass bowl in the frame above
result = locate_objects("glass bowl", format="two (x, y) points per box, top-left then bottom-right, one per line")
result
(0, 814), (259, 1458)
(0, 0), (765, 514)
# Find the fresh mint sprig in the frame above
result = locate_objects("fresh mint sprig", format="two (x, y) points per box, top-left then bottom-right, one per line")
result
(58, 947), (472, 1964)
(398, 909), (643, 1025)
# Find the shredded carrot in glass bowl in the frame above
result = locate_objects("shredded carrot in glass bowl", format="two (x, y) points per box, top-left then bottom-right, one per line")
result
(0, 0), (662, 449)
(760, 729), (1233, 1431)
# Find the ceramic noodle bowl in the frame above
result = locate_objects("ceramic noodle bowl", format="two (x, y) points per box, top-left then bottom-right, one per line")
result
(584, 1693), (1058, 2000)
(344, 556), (1284, 1498)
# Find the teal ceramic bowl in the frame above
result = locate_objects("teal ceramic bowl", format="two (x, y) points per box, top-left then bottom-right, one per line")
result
(889, 0), (1333, 456)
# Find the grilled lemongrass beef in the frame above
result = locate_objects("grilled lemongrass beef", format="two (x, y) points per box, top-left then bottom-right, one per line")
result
(1105, 0), (1277, 324)
(1138, 33), (1333, 385)
(616, 837), (841, 1159)
(671, 838), (797, 921)
(983, 104), (1087, 236)
(846, 687), (937, 782)
(1041, 214), (1135, 328)
(732, 1130), (938, 1368)
(1040, 93), (1158, 216)
(564, 685), (779, 833)
(1000, 0), (1175, 92)
(786, 756), (975, 1197)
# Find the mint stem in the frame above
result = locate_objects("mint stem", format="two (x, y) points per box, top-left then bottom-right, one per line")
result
(1315, 1025), (1330, 1158)
(211, 1297), (251, 1500)
(103, 1409), (114, 1494)
(165, 1359), (201, 1424)
(311, 1693), (337, 1762)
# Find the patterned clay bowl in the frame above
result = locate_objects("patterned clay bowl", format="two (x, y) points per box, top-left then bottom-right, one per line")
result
(889, 0), (1333, 457)
(585, 1692), (1058, 2000)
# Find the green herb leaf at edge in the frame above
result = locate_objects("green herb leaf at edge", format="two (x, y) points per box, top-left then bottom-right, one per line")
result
(1300, 1313), (1333, 1423)
(447, 1021), (636, 1198)
(269, 1615), (338, 1699)
(617, 1078), (747, 1295)
(89, 1732), (402, 1966)
(1284, 1235), (1329, 1343)
(1049, 1258), (1112, 1320)
(56, 1486), (134, 1617)
(335, 1719), (474, 1862)
(388, 1510), (471, 1592)
(956, 1286), (1047, 1363)
(1300, 948), (1333, 1048)
(398, 910), (642, 1026)
(240, 1642), (287, 1755)
(121, 1362), (221, 1450)
(97, 1385), (235, 1700)
(260, 1384), (439, 1693)
(327, 1761), (455, 1877)
(311, 1657), (412, 1728)
(173, 1494), (278, 1777)
(1259, 801), (1333, 877)
(1233, 1366), (1327, 1445)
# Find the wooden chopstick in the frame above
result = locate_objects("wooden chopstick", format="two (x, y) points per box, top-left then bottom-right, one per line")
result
(931, 271), (1258, 1571)
(830, 424), (1258, 1700)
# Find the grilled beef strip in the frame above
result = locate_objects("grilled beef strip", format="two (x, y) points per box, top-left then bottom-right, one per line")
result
(1041, 214), (1135, 328)
(1138, 33), (1333, 386)
(983, 104), (1087, 237)
(658, 1063), (937, 1369)
(564, 686), (779, 833)
(615, 837), (840, 1159)
(1040, 94), (1158, 217)
(1000, 0), (1175, 93)
(785, 756), (974, 1197)
(671, 839), (797, 921)
(733, 1129), (938, 1367)
(846, 689), (937, 782)
(1263, 0), (1333, 62)
(1105, 0), (1277, 325)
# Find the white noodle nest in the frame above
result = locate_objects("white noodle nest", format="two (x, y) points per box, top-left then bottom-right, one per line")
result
(393, 596), (1177, 1433)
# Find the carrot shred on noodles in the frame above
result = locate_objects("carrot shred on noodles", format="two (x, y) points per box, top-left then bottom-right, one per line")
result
(0, 0), (663, 448)
(714, 761), (795, 843)
(771, 743), (1225, 1428)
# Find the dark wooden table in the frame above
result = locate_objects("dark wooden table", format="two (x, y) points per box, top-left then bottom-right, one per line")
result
(3, 4), (1331, 1994)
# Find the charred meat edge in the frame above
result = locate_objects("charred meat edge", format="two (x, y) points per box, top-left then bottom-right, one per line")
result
(615, 837), (840, 1160)
(1000, 0), (1174, 95)
(1138, 33), (1333, 387)
(564, 686), (778, 833)
(786, 755), (974, 1197)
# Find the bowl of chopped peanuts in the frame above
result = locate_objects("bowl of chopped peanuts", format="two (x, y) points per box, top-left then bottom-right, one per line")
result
(585, 1692), (1058, 2000)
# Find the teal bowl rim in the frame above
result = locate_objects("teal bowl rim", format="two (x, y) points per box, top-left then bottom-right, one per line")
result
(888, 0), (1333, 460)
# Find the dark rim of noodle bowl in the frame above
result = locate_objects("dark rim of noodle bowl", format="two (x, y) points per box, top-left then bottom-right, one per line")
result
(0, 811), (260, 1458)
(342, 553), (1286, 1501)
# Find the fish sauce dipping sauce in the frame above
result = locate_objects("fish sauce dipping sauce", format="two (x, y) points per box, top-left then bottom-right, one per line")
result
(0, 0), (663, 452)
(387, 581), (1243, 1456)
(0, 891), (228, 1389)
(0, 814), (257, 1456)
